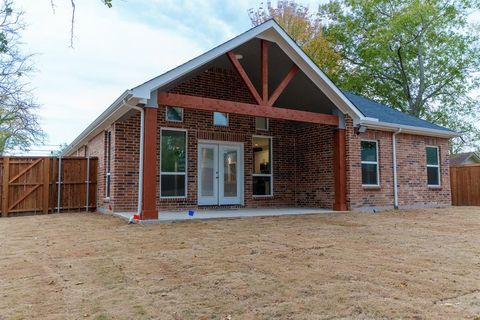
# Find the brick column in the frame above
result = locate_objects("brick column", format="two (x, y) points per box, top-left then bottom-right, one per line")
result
(141, 107), (158, 220)
(333, 128), (347, 211)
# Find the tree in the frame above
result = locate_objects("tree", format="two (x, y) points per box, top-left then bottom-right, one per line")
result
(319, 0), (480, 152)
(0, 0), (44, 155)
(249, 1), (342, 79)
(50, 0), (114, 47)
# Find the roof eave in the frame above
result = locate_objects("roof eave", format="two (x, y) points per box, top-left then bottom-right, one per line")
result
(62, 90), (134, 156)
(360, 119), (460, 139)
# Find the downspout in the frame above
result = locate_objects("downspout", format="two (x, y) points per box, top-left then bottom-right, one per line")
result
(123, 100), (145, 216)
(392, 128), (402, 209)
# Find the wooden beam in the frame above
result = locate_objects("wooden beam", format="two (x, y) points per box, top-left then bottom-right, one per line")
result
(141, 107), (158, 220)
(158, 92), (339, 126)
(333, 129), (347, 211)
(227, 51), (263, 105)
(268, 64), (299, 106)
(261, 40), (269, 104)
(2, 157), (9, 217)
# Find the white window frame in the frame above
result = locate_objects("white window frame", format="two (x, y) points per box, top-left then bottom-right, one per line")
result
(165, 106), (184, 122)
(252, 135), (273, 197)
(213, 112), (229, 126)
(426, 145), (441, 187)
(255, 117), (269, 131)
(361, 139), (380, 187)
(160, 127), (188, 199)
(105, 130), (112, 199)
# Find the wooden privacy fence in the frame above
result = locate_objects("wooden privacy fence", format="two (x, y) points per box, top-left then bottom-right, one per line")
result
(0, 157), (98, 217)
(450, 164), (480, 206)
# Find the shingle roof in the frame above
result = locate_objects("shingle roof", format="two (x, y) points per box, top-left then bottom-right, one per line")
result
(342, 91), (456, 133)
(450, 152), (480, 166)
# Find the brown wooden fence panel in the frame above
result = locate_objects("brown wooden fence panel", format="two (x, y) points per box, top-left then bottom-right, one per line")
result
(450, 164), (480, 206)
(0, 156), (97, 217)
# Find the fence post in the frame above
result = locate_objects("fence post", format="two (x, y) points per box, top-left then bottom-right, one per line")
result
(2, 157), (9, 217)
(86, 157), (90, 211)
(57, 156), (62, 213)
(43, 158), (50, 214)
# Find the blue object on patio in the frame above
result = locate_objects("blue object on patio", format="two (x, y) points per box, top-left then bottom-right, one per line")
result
(188, 210), (194, 216)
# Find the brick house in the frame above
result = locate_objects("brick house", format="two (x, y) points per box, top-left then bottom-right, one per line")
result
(64, 20), (458, 219)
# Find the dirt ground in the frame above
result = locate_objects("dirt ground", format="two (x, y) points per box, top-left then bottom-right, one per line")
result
(0, 207), (479, 320)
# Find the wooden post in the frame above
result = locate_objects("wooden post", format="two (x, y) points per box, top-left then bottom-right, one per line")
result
(2, 157), (9, 217)
(333, 129), (347, 211)
(141, 107), (158, 220)
(43, 158), (50, 214)
(261, 39), (269, 104)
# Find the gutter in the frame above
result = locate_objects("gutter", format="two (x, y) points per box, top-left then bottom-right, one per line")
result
(123, 101), (145, 216)
(392, 128), (402, 209)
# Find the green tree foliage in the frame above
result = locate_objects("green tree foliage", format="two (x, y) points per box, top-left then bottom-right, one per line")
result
(250, 0), (480, 152)
(319, 0), (480, 152)
(0, 0), (44, 154)
(249, 1), (342, 79)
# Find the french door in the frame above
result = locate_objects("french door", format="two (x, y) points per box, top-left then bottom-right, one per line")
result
(198, 142), (243, 205)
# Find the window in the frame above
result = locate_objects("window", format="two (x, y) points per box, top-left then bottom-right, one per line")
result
(213, 112), (229, 126)
(105, 131), (112, 198)
(255, 117), (269, 131)
(253, 136), (272, 196)
(361, 140), (379, 186)
(165, 106), (183, 122)
(161, 129), (187, 197)
(426, 146), (440, 186)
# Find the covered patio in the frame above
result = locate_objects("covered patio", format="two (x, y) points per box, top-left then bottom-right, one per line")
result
(114, 207), (334, 224)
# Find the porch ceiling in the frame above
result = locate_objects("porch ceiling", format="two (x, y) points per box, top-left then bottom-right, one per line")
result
(159, 38), (338, 116)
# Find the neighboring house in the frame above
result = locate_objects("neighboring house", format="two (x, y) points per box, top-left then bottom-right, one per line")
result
(450, 152), (480, 166)
(63, 20), (458, 219)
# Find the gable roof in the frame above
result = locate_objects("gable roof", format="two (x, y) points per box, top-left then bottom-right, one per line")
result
(63, 20), (459, 155)
(450, 152), (480, 166)
(343, 92), (456, 134)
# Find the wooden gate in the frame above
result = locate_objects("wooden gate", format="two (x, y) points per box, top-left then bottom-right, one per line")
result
(450, 164), (480, 206)
(0, 157), (98, 217)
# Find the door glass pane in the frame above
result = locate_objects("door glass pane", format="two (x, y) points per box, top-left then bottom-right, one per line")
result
(223, 150), (237, 197)
(200, 147), (215, 197)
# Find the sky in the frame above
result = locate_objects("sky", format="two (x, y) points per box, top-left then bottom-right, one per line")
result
(12, 1), (480, 155)
(13, 0), (324, 155)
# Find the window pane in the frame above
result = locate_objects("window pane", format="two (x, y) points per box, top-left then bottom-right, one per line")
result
(213, 112), (228, 126)
(426, 147), (439, 165)
(106, 175), (111, 198)
(161, 130), (186, 172)
(161, 174), (186, 197)
(253, 137), (271, 174)
(166, 106), (183, 121)
(253, 176), (272, 196)
(427, 167), (440, 185)
(255, 117), (268, 130)
(362, 163), (378, 185)
(361, 141), (377, 162)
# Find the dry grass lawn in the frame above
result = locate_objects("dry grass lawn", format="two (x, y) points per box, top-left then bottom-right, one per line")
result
(0, 207), (480, 320)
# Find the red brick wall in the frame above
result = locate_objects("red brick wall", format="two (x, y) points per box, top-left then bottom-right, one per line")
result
(113, 109), (332, 211)
(345, 116), (451, 211)
(71, 130), (111, 211)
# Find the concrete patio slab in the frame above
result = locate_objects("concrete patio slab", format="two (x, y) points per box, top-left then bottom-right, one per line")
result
(112, 208), (332, 224)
